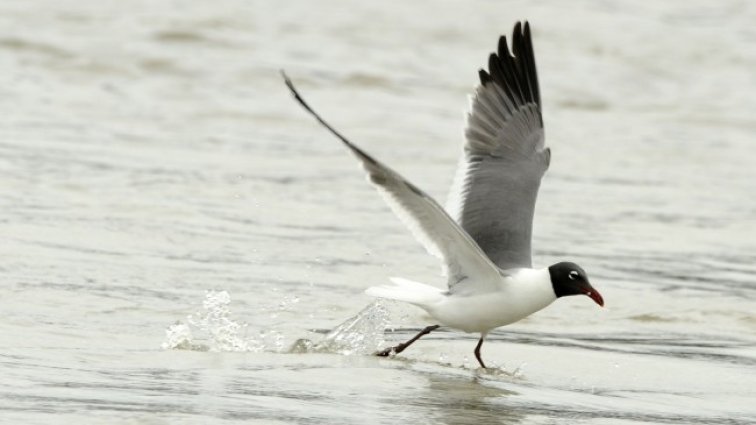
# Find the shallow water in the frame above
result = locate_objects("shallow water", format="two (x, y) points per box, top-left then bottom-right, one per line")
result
(2, 1), (756, 423)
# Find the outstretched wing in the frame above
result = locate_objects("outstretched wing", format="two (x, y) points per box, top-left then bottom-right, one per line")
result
(283, 73), (502, 290)
(446, 21), (550, 270)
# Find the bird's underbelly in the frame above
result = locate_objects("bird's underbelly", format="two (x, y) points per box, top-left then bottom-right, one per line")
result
(426, 291), (554, 333)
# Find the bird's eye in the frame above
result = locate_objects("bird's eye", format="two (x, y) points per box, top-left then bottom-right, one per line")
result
(568, 271), (579, 280)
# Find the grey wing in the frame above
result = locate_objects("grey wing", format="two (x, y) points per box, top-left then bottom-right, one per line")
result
(283, 73), (502, 289)
(341, 143), (502, 287)
(446, 22), (551, 270)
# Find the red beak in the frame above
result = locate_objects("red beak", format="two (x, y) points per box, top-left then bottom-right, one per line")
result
(582, 286), (604, 307)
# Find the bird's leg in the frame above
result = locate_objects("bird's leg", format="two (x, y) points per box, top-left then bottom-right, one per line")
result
(375, 325), (440, 357)
(474, 334), (487, 368)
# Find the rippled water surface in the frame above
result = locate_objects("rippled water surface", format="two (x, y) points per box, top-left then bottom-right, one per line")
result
(2, 1), (756, 424)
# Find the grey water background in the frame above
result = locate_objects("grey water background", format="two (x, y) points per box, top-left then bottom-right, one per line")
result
(2, 0), (756, 424)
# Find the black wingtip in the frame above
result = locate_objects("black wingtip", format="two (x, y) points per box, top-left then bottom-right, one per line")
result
(480, 21), (540, 109)
(281, 71), (382, 167)
(487, 53), (503, 82)
(512, 22), (524, 57)
(281, 69), (294, 91)
(281, 69), (306, 108)
(497, 35), (511, 60)
(478, 69), (492, 85)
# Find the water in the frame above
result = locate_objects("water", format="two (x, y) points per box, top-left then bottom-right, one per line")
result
(2, 0), (756, 423)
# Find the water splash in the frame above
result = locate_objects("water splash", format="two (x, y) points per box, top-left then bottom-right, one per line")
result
(162, 290), (264, 352)
(291, 301), (390, 355)
(162, 291), (390, 356)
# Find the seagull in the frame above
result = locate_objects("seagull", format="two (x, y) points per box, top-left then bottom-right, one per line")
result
(283, 21), (604, 369)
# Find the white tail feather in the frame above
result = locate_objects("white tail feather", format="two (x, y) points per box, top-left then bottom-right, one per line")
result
(365, 277), (444, 307)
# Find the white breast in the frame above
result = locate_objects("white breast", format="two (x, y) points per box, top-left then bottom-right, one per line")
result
(425, 268), (557, 333)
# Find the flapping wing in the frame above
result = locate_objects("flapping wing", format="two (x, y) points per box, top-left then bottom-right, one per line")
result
(446, 22), (550, 270)
(283, 73), (502, 289)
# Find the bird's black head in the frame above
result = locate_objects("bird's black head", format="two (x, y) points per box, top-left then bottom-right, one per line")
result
(548, 262), (604, 307)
